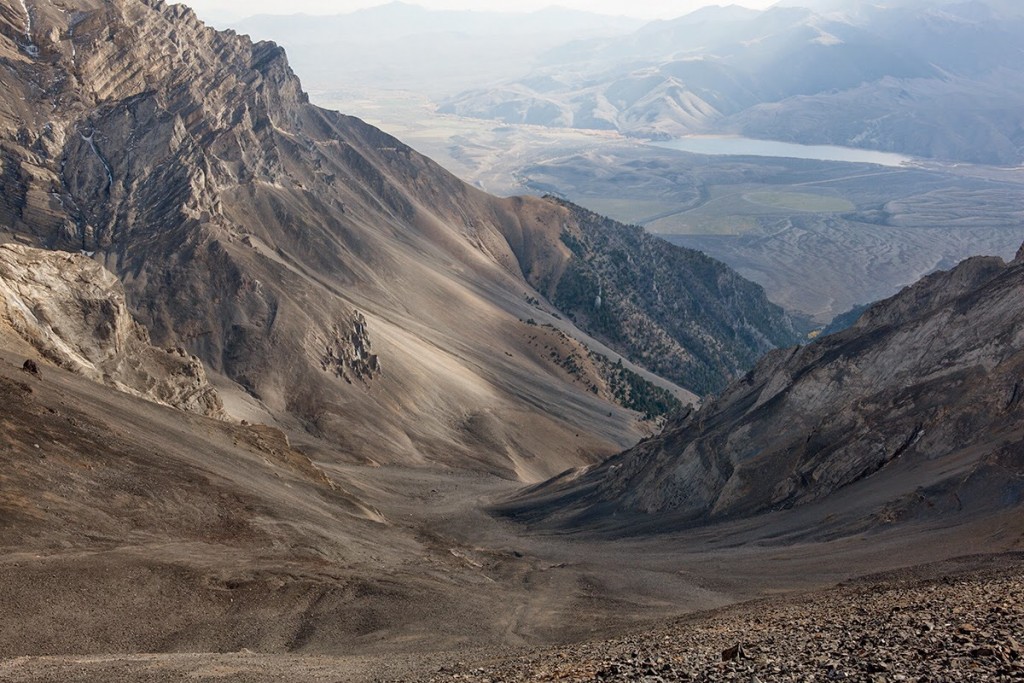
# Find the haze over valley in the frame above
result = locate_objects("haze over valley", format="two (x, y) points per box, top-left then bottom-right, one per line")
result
(0, 0), (1022, 681)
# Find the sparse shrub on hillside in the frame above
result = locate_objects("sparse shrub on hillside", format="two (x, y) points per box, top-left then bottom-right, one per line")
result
(549, 199), (798, 395)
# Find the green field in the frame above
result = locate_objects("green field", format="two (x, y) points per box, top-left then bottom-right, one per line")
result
(647, 213), (760, 236)
(575, 187), (855, 236)
(743, 191), (855, 212)
(577, 198), (689, 226)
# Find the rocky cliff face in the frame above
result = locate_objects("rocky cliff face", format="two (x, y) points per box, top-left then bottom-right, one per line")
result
(0, 0), (791, 477)
(0, 242), (221, 415)
(500, 245), (1024, 530)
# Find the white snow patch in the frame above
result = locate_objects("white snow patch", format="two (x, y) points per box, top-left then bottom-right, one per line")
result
(17, 0), (38, 56)
(81, 130), (114, 188)
(812, 29), (844, 46)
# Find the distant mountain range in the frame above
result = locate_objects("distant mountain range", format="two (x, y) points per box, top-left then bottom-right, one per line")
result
(441, 0), (1024, 164)
(233, 2), (644, 95)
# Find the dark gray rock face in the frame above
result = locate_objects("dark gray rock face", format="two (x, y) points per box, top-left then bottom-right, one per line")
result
(500, 244), (1024, 530)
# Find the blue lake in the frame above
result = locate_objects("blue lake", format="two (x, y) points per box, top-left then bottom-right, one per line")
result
(652, 135), (913, 167)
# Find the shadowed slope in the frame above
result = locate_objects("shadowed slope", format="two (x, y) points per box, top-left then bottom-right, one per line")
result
(498, 245), (1024, 533)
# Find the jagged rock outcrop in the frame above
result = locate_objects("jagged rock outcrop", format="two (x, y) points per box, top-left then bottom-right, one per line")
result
(0, 0), (791, 476)
(316, 311), (380, 384)
(499, 245), (1024, 530)
(0, 242), (221, 415)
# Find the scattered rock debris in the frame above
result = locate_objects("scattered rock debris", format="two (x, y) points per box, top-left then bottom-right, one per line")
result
(412, 563), (1024, 682)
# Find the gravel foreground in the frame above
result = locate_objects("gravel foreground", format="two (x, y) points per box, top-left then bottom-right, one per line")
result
(417, 556), (1024, 683)
(2, 557), (1022, 682)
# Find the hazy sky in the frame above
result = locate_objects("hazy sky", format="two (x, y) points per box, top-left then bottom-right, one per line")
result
(178, 0), (778, 22)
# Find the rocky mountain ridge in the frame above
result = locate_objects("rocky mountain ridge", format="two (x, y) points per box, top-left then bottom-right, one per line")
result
(544, 201), (797, 394)
(0, 1), (1021, 673)
(499, 242), (1024, 531)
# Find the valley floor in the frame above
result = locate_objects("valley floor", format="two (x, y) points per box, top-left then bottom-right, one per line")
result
(2, 554), (1021, 682)
(3, 351), (1023, 681)
(426, 553), (1024, 683)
